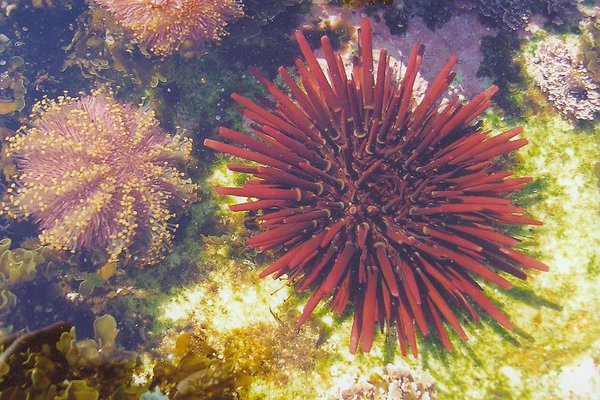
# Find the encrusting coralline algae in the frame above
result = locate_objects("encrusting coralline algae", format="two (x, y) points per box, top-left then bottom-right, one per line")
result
(529, 35), (599, 121)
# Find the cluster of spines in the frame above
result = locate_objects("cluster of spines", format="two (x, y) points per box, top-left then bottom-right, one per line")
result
(93, 0), (244, 57)
(206, 17), (547, 355)
(4, 89), (198, 264)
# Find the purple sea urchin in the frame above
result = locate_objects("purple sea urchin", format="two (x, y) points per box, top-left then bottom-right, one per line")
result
(205, 17), (548, 355)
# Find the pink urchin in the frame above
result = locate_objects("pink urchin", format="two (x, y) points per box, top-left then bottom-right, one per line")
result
(93, 0), (244, 57)
(6, 90), (198, 263)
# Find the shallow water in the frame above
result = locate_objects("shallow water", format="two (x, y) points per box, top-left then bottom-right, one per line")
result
(0, 1), (598, 399)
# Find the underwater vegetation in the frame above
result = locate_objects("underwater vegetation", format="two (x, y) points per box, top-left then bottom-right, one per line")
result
(0, 316), (137, 399)
(92, 0), (244, 58)
(0, 237), (41, 335)
(150, 332), (253, 399)
(62, 6), (176, 92)
(2, 89), (198, 264)
(0, 47), (26, 116)
(206, 17), (549, 356)
(0, 315), (252, 399)
(0, 1), (88, 119)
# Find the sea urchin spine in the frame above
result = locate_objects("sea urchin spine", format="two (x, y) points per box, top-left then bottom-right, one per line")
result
(205, 17), (548, 356)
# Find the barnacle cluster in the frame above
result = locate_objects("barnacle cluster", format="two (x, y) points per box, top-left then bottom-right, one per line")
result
(324, 362), (436, 400)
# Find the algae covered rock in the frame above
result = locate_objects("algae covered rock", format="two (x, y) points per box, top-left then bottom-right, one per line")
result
(150, 332), (253, 399)
(473, 0), (580, 31)
(580, 13), (600, 83)
(528, 34), (599, 121)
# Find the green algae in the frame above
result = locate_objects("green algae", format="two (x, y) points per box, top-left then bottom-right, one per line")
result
(0, 238), (45, 334)
(0, 314), (254, 399)
(57, 380), (99, 400)
(154, 103), (600, 399)
(415, 111), (600, 399)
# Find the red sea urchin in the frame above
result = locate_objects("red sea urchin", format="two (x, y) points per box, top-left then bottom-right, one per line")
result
(205, 18), (548, 356)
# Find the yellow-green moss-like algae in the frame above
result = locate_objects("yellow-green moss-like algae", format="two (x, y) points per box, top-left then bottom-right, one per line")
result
(155, 106), (600, 399)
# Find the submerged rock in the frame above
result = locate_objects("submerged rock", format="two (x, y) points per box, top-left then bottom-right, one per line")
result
(529, 35), (599, 121)
(322, 362), (436, 400)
